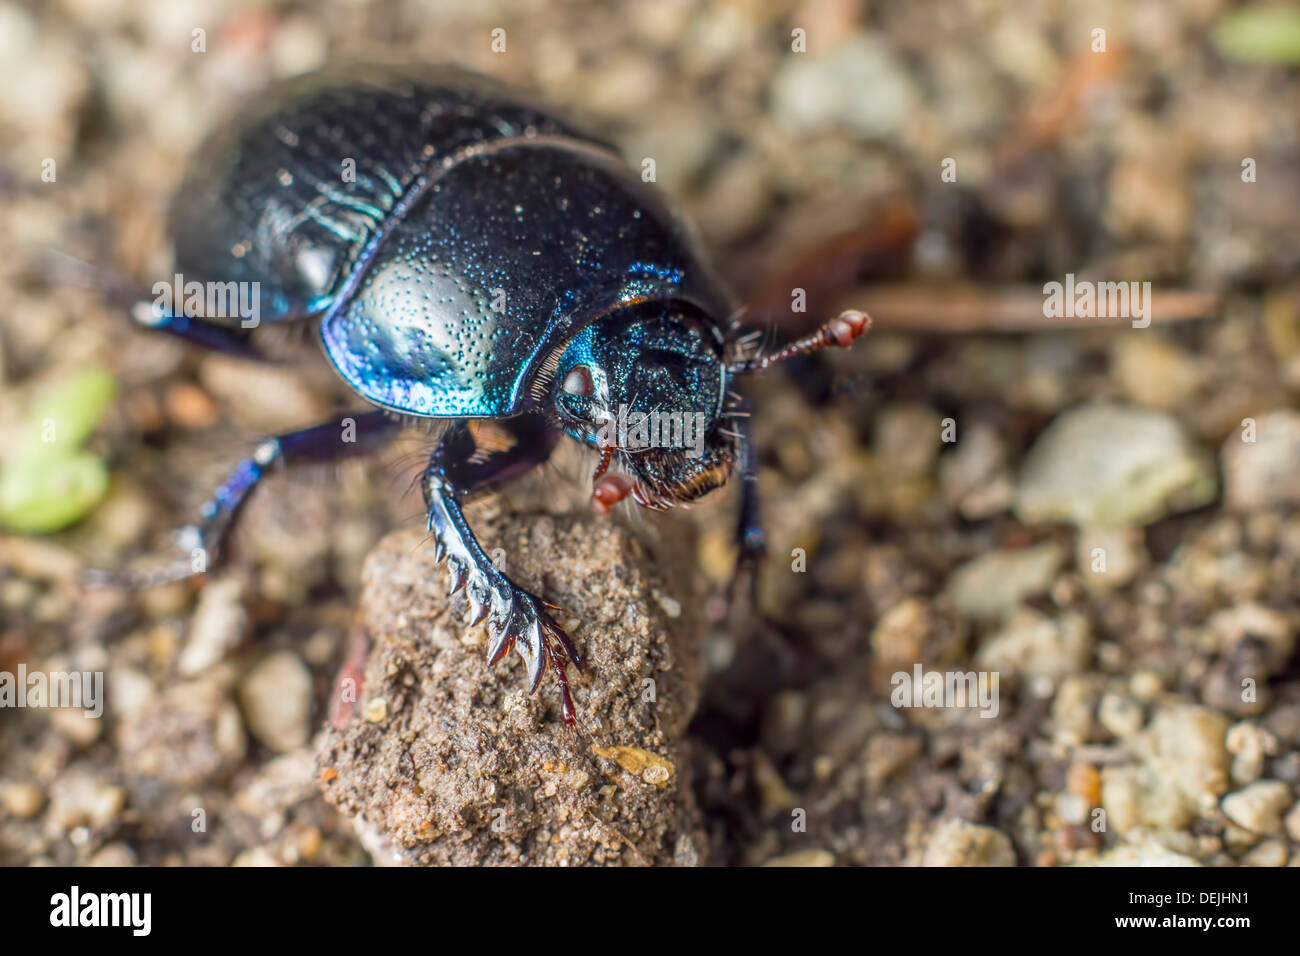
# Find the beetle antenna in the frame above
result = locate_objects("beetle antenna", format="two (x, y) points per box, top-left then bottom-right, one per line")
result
(726, 309), (871, 376)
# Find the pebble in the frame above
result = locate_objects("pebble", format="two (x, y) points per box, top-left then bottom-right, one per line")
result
(1240, 839), (1288, 867)
(1111, 336), (1206, 411)
(873, 403), (943, 479)
(178, 576), (249, 677)
(1085, 842), (1202, 866)
(870, 597), (933, 673)
(946, 542), (1065, 621)
(1015, 403), (1217, 527)
(1220, 780), (1293, 838)
(1097, 690), (1145, 739)
(198, 356), (330, 434)
(762, 849), (836, 867)
(1076, 526), (1146, 592)
(0, 781), (44, 819)
(238, 651), (313, 753)
(977, 609), (1093, 680)
(1225, 722), (1276, 785)
(51, 707), (103, 746)
(1130, 670), (1164, 702)
(1066, 763), (1102, 808)
(1052, 675), (1104, 746)
(772, 35), (918, 139)
(47, 776), (125, 830)
(922, 819), (1016, 867)
(1285, 802), (1300, 842)
(1223, 409), (1300, 511)
(1106, 705), (1231, 832)
(1054, 791), (1090, 826)
(89, 843), (138, 866)
(938, 422), (1014, 520)
(1206, 602), (1294, 659)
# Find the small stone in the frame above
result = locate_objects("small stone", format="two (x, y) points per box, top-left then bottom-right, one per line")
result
(1106, 153), (1192, 242)
(772, 35), (918, 139)
(89, 844), (137, 867)
(1015, 403), (1217, 527)
(238, 651), (313, 753)
(1100, 768), (1142, 835)
(163, 383), (219, 429)
(763, 849), (835, 867)
(977, 609), (1092, 681)
(51, 707), (103, 746)
(1225, 722), (1276, 785)
(655, 593), (682, 618)
(939, 422), (1014, 519)
(873, 403), (943, 479)
(1206, 602), (1294, 660)
(1114, 705), (1231, 832)
(1054, 792), (1090, 826)
(199, 356), (329, 434)
(1284, 802), (1300, 842)
(48, 776), (124, 830)
(1222, 409), (1300, 511)
(922, 819), (1016, 867)
(1085, 842), (1202, 867)
(1098, 691), (1145, 739)
(1052, 675), (1103, 746)
(116, 679), (246, 787)
(1221, 780), (1293, 838)
(1130, 670), (1163, 701)
(1066, 763), (1102, 808)
(1, 781), (44, 819)
(1240, 839), (1288, 867)
(1111, 336), (1205, 411)
(364, 697), (388, 723)
(946, 542), (1066, 621)
(1076, 527), (1146, 592)
(178, 576), (249, 677)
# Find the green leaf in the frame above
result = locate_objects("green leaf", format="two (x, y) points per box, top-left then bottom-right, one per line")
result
(0, 451), (110, 534)
(1214, 7), (1300, 64)
(20, 366), (117, 462)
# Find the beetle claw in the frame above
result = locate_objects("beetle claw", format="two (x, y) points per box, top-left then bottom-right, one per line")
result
(476, 575), (582, 719)
(466, 577), (490, 626)
(447, 558), (467, 593)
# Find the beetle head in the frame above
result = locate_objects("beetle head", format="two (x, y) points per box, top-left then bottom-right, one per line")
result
(550, 301), (737, 509)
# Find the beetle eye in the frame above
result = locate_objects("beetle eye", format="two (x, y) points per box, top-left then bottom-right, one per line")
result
(562, 366), (594, 398)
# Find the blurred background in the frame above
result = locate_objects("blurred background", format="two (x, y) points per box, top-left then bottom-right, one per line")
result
(2, 0), (1299, 866)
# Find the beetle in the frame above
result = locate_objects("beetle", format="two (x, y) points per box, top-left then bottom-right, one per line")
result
(104, 63), (869, 724)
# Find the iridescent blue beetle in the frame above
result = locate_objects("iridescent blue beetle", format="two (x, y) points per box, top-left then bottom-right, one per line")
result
(114, 64), (869, 723)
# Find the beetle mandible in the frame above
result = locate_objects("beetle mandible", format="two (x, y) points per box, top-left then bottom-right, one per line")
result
(108, 63), (870, 724)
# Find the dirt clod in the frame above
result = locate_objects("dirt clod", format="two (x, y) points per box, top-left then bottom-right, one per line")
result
(317, 506), (704, 866)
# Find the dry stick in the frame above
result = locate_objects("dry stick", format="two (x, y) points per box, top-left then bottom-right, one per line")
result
(832, 284), (1222, 334)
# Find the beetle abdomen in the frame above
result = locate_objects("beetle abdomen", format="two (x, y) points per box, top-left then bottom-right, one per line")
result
(169, 64), (603, 322)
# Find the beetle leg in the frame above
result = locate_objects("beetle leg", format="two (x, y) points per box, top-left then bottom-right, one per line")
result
(38, 249), (286, 361)
(129, 301), (271, 360)
(421, 417), (581, 724)
(85, 410), (401, 588)
(731, 395), (764, 603)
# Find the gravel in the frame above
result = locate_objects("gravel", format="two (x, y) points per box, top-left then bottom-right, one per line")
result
(2, 0), (1298, 870)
